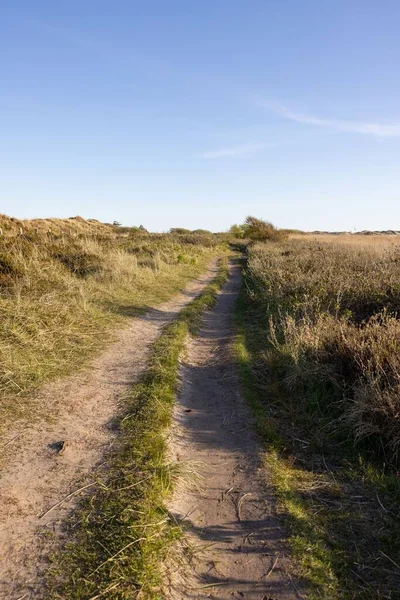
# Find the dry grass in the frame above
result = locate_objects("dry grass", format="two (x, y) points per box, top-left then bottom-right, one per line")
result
(0, 213), (116, 237)
(248, 236), (400, 461)
(0, 219), (227, 429)
(236, 236), (400, 598)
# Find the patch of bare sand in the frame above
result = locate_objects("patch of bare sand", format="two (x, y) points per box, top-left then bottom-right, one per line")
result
(0, 260), (219, 599)
(164, 261), (303, 600)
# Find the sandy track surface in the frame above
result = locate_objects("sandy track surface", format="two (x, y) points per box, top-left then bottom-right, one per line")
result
(0, 260), (219, 599)
(165, 261), (302, 600)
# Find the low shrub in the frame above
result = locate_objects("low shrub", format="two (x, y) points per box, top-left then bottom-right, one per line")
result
(50, 248), (103, 277)
(243, 216), (288, 242)
(0, 253), (24, 287)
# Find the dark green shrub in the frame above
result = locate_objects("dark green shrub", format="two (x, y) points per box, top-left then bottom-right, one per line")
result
(243, 216), (288, 242)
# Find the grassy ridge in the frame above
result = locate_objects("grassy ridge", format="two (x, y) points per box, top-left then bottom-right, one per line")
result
(0, 228), (226, 428)
(0, 213), (115, 236)
(235, 239), (400, 599)
(45, 259), (229, 600)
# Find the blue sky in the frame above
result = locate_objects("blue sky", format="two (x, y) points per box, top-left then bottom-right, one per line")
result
(2, 1), (400, 231)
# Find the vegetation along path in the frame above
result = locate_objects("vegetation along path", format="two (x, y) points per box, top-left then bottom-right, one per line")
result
(163, 260), (301, 600)
(0, 259), (219, 599)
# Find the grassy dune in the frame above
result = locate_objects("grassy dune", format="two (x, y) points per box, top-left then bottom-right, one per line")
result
(0, 216), (226, 427)
(0, 214), (115, 236)
(237, 235), (400, 599)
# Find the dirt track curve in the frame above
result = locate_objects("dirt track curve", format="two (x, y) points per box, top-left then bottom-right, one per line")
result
(164, 261), (302, 600)
(0, 260), (219, 599)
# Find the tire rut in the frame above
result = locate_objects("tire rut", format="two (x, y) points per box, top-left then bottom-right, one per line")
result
(164, 261), (303, 600)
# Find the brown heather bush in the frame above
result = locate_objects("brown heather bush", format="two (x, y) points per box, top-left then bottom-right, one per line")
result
(247, 236), (400, 464)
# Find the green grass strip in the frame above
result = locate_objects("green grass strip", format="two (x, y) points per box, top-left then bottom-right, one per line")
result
(45, 259), (229, 600)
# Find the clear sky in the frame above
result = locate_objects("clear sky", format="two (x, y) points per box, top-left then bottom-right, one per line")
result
(2, 1), (400, 231)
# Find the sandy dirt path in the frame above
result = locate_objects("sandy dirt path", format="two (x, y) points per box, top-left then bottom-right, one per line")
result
(165, 261), (303, 600)
(0, 260), (219, 600)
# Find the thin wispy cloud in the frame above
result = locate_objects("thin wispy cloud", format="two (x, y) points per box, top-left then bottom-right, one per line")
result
(259, 100), (400, 138)
(196, 142), (279, 159)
